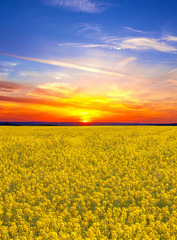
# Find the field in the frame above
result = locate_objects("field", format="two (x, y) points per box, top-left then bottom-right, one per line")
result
(0, 126), (177, 240)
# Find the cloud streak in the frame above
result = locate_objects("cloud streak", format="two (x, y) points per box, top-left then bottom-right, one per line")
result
(0, 52), (128, 78)
(0, 73), (9, 77)
(41, 0), (107, 13)
(0, 61), (18, 77)
(76, 23), (101, 33)
(119, 37), (177, 52)
(58, 42), (111, 49)
(124, 26), (145, 33)
(163, 35), (177, 42)
(0, 81), (23, 92)
(28, 82), (78, 98)
(19, 71), (69, 80)
(117, 57), (136, 68)
(58, 36), (177, 53)
(103, 37), (177, 53)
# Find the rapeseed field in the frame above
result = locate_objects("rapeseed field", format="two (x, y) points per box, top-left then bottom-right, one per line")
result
(0, 126), (177, 240)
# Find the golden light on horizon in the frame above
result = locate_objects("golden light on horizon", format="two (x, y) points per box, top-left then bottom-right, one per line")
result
(80, 112), (90, 123)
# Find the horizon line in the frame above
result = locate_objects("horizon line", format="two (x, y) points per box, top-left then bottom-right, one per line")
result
(0, 121), (177, 126)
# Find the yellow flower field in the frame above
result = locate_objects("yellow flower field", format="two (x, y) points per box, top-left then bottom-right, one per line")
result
(0, 126), (177, 240)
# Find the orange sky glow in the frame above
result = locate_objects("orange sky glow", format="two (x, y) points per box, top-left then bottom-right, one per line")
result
(0, 62), (177, 123)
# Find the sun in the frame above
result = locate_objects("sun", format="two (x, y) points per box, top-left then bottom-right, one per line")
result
(81, 118), (90, 124)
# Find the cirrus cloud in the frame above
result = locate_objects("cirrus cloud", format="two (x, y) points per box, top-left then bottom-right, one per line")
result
(103, 37), (177, 53)
(58, 36), (177, 53)
(41, 0), (108, 13)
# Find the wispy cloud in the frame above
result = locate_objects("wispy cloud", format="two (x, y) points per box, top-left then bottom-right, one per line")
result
(0, 62), (18, 67)
(0, 73), (9, 77)
(119, 37), (177, 52)
(58, 36), (177, 53)
(163, 35), (177, 42)
(58, 42), (110, 49)
(0, 61), (18, 77)
(41, 0), (108, 13)
(103, 37), (177, 53)
(117, 57), (136, 69)
(0, 52), (127, 78)
(124, 26), (145, 33)
(58, 43), (82, 47)
(28, 82), (77, 98)
(19, 71), (69, 80)
(77, 23), (101, 33)
(0, 81), (23, 92)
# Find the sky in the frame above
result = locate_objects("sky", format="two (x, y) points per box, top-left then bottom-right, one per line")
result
(0, 0), (177, 123)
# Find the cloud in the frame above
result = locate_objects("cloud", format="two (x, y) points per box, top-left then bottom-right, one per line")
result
(167, 79), (177, 86)
(162, 68), (177, 78)
(119, 38), (177, 52)
(0, 52), (127, 78)
(29, 82), (78, 98)
(41, 0), (107, 13)
(0, 81), (23, 92)
(0, 62), (18, 67)
(0, 61), (18, 77)
(163, 35), (177, 42)
(58, 42), (111, 49)
(0, 73), (9, 77)
(103, 36), (177, 53)
(82, 44), (108, 48)
(58, 42), (123, 51)
(0, 94), (113, 115)
(58, 36), (177, 53)
(19, 71), (69, 80)
(77, 23), (101, 33)
(117, 57), (136, 68)
(124, 26), (145, 33)
(158, 68), (177, 87)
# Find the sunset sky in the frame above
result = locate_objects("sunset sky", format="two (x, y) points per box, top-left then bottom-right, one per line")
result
(0, 0), (177, 123)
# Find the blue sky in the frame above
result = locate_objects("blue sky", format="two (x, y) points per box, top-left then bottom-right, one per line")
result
(0, 0), (177, 122)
